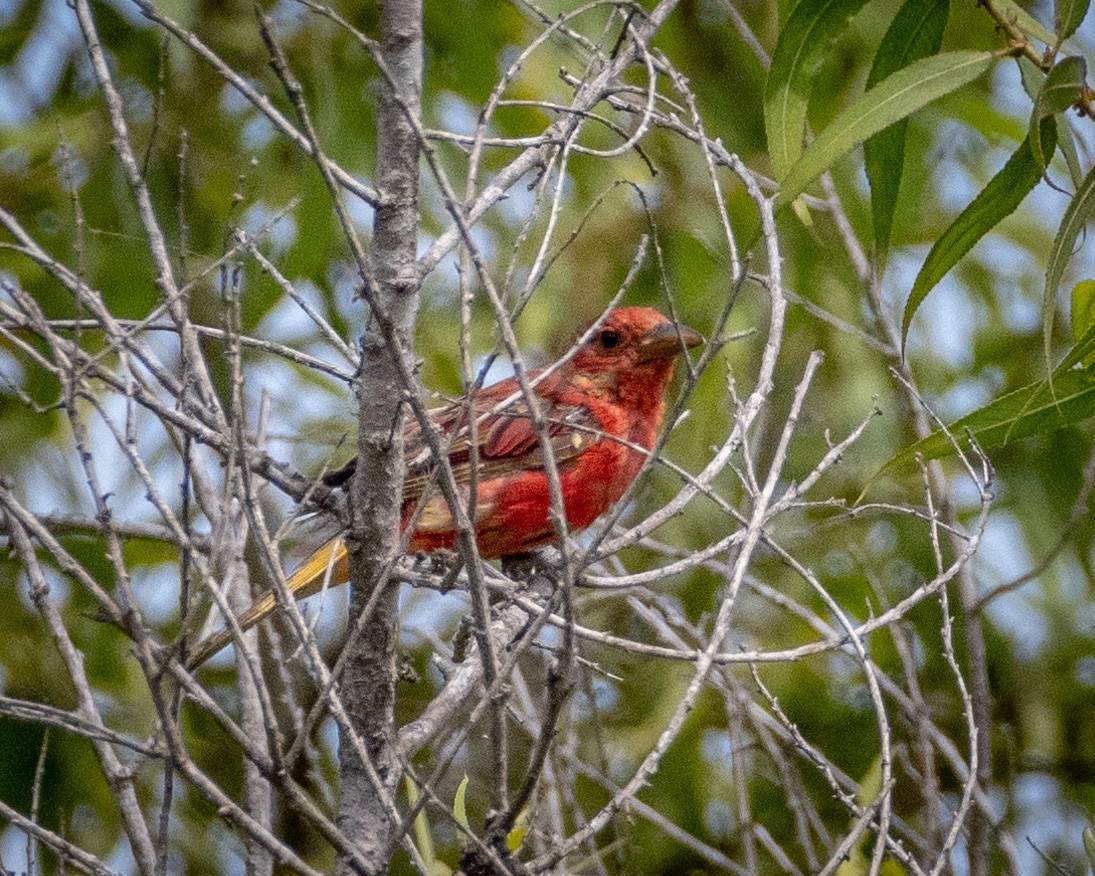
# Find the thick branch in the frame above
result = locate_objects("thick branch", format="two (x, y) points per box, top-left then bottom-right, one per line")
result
(336, 0), (423, 871)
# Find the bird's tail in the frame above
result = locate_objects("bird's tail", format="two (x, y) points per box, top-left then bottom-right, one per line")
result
(185, 538), (348, 671)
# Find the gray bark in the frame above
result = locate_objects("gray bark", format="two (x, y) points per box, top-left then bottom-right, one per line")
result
(335, 0), (423, 871)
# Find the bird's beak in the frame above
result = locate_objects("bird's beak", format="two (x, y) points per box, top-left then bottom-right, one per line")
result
(637, 321), (704, 362)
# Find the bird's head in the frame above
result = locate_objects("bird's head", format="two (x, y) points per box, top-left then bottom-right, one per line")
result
(571, 306), (703, 376)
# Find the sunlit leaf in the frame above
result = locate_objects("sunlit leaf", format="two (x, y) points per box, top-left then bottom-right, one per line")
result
(763, 0), (871, 181)
(791, 196), (815, 228)
(506, 808), (529, 852)
(1072, 281), (1095, 343)
(903, 120), (1055, 352)
(779, 51), (993, 207)
(453, 774), (471, 834)
(864, 0), (949, 254)
(1054, 312), (1095, 375)
(1083, 823), (1095, 869)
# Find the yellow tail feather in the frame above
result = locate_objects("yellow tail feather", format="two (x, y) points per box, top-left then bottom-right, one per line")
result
(185, 539), (347, 671)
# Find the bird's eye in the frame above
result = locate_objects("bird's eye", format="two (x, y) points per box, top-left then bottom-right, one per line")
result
(599, 329), (621, 349)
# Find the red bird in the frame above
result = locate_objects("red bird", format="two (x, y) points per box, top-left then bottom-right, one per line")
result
(188, 307), (701, 668)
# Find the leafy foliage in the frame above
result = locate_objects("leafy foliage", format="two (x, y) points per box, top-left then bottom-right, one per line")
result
(863, 0), (950, 255)
(903, 116), (1056, 350)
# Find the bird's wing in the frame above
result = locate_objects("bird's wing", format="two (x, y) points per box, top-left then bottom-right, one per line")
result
(402, 381), (603, 506)
(321, 375), (607, 504)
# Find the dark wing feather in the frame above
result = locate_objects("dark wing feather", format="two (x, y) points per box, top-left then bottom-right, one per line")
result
(321, 383), (603, 508)
(402, 393), (601, 506)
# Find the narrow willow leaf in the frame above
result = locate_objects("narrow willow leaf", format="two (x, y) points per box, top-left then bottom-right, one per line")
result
(877, 318), (1095, 482)
(1017, 56), (1045, 100)
(453, 774), (471, 834)
(407, 778), (448, 874)
(1030, 56), (1086, 172)
(876, 366), (1095, 475)
(1044, 162), (1095, 364)
(902, 120), (1055, 351)
(994, 0), (1056, 44)
(779, 51), (993, 207)
(864, 0), (949, 253)
(764, 0), (870, 181)
(1056, 115), (1084, 188)
(1055, 0), (1091, 42)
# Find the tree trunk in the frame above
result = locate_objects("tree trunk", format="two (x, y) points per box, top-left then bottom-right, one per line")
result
(335, 0), (423, 871)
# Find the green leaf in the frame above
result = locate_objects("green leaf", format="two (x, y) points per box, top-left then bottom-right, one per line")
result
(764, 0), (871, 181)
(856, 755), (883, 808)
(877, 366), (1095, 475)
(1056, 115), (1085, 188)
(993, 0), (1057, 44)
(1055, 310), (1095, 375)
(1055, 0), (1091, 42)
(406, 778), (452, 876)
(902, 120), (1055, 351)
(1030, 56), (1086, 173)
(864, 0), (950, 254)
(873, 319), (1095, 484)
(1037, 56), (1087, 115)
(1017, 56), (1046, 100)
(506, 808), (529, 852)
(779, 51), (994, 207)
(1044, 162), (1095, 366)
(453, 774), (471, 834)
(1071, 281), (1095, 345)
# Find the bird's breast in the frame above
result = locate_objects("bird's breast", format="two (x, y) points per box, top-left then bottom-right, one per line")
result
(405, 406), (647, 558)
